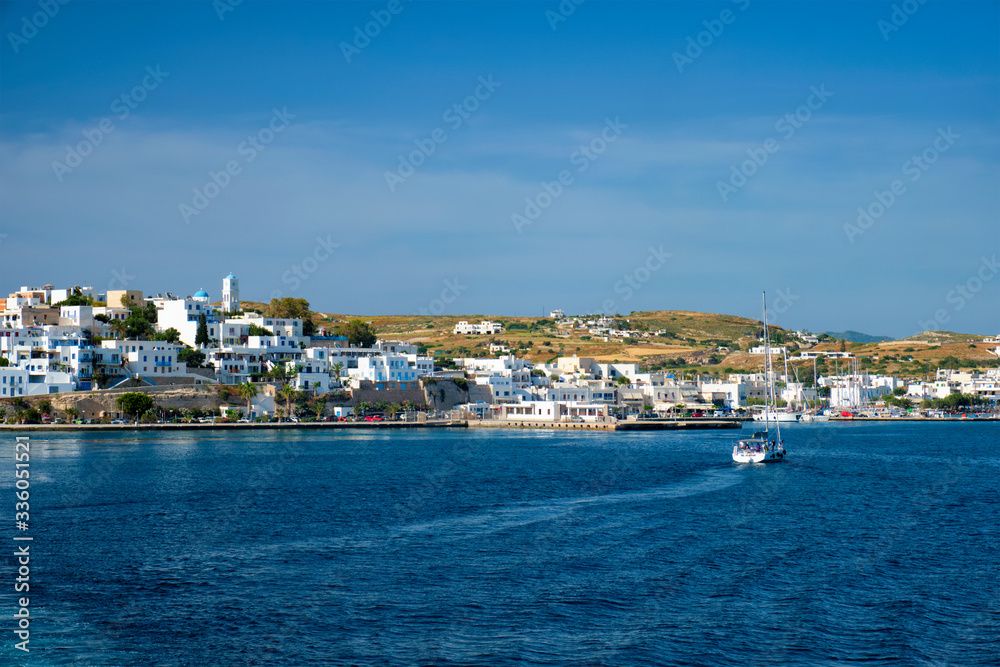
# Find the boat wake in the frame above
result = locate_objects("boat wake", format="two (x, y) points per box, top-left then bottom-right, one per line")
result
(394, 468), (742, 541)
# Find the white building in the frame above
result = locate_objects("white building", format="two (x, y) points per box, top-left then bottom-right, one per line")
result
(0, 367), (28, 398)
(59, 305), (95, 329)
(153, 297), (220, 347)
(474, 374), (515, 402)
(222, 273), (239, 313)
(749, 346), (788, 356)
(453, 320), (503, 335)
(351, 353), (421, 389)
(102, 340), (188, 378)
(227, 313), (302, 340)
(821, 374), (898, 408)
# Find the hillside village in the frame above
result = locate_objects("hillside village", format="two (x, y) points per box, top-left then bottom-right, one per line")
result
(2, 276), (999, 423)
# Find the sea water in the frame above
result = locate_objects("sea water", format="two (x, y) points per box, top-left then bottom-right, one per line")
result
(1, 422), (997, 665)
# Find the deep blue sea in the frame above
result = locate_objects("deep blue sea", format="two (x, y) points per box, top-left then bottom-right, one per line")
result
(1, 422), (998, 666)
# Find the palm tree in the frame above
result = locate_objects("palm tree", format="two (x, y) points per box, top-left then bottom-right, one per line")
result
(110, 319), (127, 340)
(354, 401), (370, 418)
(65, 407), (80, 422)
(238, 381), (257, 419)
(332, 362), (344, 385)
(278, 383), (297, 421)
(386, 403), (401, 420)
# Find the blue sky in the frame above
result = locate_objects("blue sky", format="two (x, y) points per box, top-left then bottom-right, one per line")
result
(1, 0), (997, 337)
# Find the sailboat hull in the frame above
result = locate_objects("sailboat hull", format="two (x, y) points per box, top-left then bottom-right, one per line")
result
(732, 447), (785, 463)
(753, 411), (802, 422)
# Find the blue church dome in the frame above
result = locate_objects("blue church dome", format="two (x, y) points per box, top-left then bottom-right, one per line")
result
(225, 273), (237, 280)
(194, 289), (209, 298)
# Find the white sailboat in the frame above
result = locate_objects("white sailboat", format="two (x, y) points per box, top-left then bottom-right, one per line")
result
(799, 356), (829, 422)
(733, 292), (787, 463)
(753, 407), (802, 422)
(752, 348), (802, 421)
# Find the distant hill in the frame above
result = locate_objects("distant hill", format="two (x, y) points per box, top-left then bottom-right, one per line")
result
(823, 330), (892, 343)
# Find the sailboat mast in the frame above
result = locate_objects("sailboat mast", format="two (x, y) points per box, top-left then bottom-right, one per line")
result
(762, 292), (781, 443)
(762, 293), (771, 432)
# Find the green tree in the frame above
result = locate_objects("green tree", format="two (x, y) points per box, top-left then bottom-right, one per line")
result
(116, 392), (154, 420)
(354, 401), (371, 418)
(0, 357), (8, 367)
(37, 399), (52, 416)
(278, 383), (297, 420)
(238, 381), (258, 418)
(264, 297), (317, 336)
(156, 327), (181, 344)
(178, 347), (205, 368)
(265, 297), (311, 319)
(195, 313), (210, 347)
(247, 323), (274, 337)
(124, 312), (155, 339)
(53, 294), (93, 307)
(65, 407), (80, 422)
(110, 319), (128, 340)
(331, 362), (344, 384)
(336, 319), (377, 348)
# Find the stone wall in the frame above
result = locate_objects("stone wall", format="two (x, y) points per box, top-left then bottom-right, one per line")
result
(18, 386), (223, 420)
